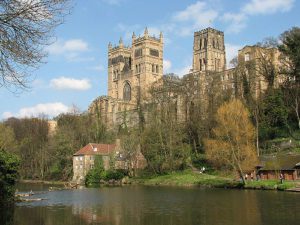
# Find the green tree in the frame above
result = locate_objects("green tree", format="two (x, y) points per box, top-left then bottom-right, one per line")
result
(0, 123), (19, 203)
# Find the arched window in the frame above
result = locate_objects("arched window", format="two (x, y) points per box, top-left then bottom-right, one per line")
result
(199, 59), (202, 71)
(123, 82), (131, 101)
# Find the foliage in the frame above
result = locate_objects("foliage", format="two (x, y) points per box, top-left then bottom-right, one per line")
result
(0, 0), (71, 90)
(259, 90), (288, 140)
(85, 156), (125, 186)
(5, 117), (49, 179)
(85, 156), (105, 186)
(204, 99), (258, 183)
(278, 27), (300, 84)
(0, 150), (20, 203)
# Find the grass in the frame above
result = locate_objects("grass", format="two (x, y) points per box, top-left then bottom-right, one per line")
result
(131, 170), (240, 188)
(130, 170), (299, 191)
(244, 180), (298, 190)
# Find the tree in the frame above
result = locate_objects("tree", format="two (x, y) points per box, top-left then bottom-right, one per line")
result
(204, 99), (258, 184)
(0, 0), (71, 90)
(278, 27), (300, 131)
(278, 27), (300, 84)
(0, 123), (19, 203)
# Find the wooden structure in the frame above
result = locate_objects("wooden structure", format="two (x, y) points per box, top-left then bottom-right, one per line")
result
(257, 155), (300, 180)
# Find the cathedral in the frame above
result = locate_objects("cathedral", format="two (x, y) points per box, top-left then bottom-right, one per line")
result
(89, 27), (280, 128)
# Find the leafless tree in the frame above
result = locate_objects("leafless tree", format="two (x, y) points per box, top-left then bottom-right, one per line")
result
(0, 0), (71, 90)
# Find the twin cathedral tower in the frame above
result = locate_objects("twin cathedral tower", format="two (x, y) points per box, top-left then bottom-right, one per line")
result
(89, 27), (227, 126)
(107, 27), (226, 103)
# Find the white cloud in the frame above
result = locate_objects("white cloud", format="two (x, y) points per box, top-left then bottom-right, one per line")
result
(50, 77), (91, 90)
(225, 43), (242, 68)
(89, 64), (105, 72)
(2, 112), (13, 119)
(3, 102), (70, 119)
(101, 0), (123, 5)
(163, 60), (172, 73)
(47, 39), (88, 55)
(174, 65), (192, 77)
(242, 0), (294, 15)
(173, 1), (218, 36)
(223, 0), (295, 33)
(222, 13), (247, 33)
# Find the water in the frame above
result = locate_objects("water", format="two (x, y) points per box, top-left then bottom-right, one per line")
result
(1, 183), (300, 225)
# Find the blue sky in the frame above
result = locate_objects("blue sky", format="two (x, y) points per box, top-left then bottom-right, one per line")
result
(1, 0), (299, 119)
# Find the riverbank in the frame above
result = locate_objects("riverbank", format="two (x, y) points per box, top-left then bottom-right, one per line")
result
(131, 170), (240, 188)
(18, 179), (66, 185)
(130, 170), (300, 191)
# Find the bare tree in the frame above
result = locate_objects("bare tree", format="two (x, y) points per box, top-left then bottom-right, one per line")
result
(0, 0), (71, 90)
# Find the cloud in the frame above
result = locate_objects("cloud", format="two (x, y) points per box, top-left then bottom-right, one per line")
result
(174, 65), (192, 77)
(2, 112), (13, 119)
(173, 1), (218, 36)
(3, 102), (70, 119)
(46, 39), (92, 62)
(163, 60), (172, 73)
(222, 13), (247, 33)
(47, 39), (88, 55)
(225, 43), (242, 68)
(242, 0), (294, 15)
(50, 77), (91, 90)
(223, 0), (295, 33)
(88, 64), (105, 72)
(101, 0), (123, 5)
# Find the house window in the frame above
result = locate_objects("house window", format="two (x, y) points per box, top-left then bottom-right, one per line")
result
(152, 64), (155, 73)
(90, 164), (94, 169)
(76, 157), (79, 161)
(80, 156), (83, 161)
(123, 81), (131, 101)
(245, 53), (250, 61)
(156, 65), (159, 73)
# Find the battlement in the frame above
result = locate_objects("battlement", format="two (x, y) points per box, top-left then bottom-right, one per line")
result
(194, 27), (224, 36)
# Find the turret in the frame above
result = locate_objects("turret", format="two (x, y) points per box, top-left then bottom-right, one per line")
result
(144, 27), (148, 38)
(119, 37), (123, 48)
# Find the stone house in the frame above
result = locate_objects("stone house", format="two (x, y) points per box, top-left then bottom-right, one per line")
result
(72, 140), (147, 183)
(257, 155), (300, 180)
(72, 143), (117, 183)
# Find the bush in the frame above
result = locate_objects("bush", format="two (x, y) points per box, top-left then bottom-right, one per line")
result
(103, 170), (125, 181)
(0, 150), (20, 203)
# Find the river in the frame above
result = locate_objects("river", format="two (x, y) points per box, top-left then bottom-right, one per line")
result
(1, 183), (300, 225)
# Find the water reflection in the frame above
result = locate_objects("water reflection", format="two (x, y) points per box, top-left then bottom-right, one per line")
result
(4, 185), (300, 225)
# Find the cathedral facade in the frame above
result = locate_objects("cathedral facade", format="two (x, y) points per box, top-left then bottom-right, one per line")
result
(89, 27), (280, 128)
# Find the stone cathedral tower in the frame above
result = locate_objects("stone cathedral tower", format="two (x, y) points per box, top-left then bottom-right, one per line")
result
(107, 28), (163, 103)
(192, 27), (226, 72)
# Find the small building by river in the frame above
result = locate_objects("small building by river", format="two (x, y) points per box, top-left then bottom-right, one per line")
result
(257, 154), (300, 180)
(72, 140), (147, 183)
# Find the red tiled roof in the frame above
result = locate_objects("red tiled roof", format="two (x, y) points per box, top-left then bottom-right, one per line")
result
(73, 143), (116, 156)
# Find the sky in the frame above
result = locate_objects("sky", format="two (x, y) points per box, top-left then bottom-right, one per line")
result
(1, 0), (300, 120)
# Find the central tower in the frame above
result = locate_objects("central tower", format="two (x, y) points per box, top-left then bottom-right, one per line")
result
(193, 27), (226, 72)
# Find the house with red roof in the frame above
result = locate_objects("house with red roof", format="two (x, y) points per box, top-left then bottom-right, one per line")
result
(72, 142), (118, 183)
(72, 139), (147, 183)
